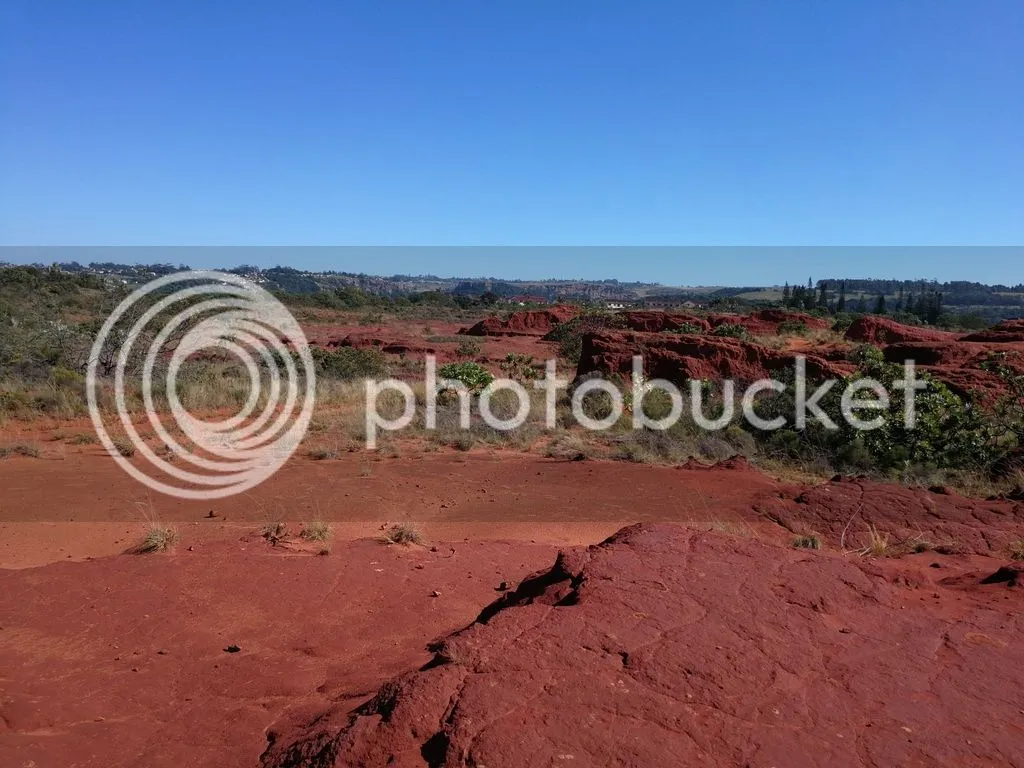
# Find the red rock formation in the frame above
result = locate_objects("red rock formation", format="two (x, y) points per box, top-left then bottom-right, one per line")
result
(576, 330), (853, 384)
(460, 306), (578, 337)
(844, 316), (956, 345)
(709, 309), (831, 335)
(882, 341), (1024, 401)
(263, 523), (1024, 768)
(961, 318), (1024, 343)
(619, 311), (710, 333)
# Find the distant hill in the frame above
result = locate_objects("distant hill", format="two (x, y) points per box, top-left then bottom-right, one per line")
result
(3, 262), (1022, 323)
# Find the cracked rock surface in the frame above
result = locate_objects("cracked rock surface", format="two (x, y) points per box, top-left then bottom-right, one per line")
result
(261, 524), (1024, 768)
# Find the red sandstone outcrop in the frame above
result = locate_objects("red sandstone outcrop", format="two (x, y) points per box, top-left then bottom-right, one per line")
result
(844, 316), (957, 345)
(709, 309), (831, 335)
(618, 311), (710, 333)
(460, 306), (578, 337)
(961, 318), (1024, 343)
(262, 523), (1024, 768)
(576, 330), (852, 383)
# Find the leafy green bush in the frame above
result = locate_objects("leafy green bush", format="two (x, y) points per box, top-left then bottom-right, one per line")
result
(437, 361), (494, 392)
(747, 358), (998, 474)
(671, 322), (704, 335)
(830, 313), (857, 334)
(848, 344), (885, 366)
(711, 323), (750, 340)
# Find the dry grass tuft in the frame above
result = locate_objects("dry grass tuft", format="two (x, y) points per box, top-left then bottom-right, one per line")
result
(111, 437), (136, 458)
(0, 441), (42, 458)
(307, 447), (338, 460)
(262, 521), (289, 545)
(301, 520), (332, 543)
(1009, 539), (1024, 561)
(381, 522), (425, 546)
(134, 523), (178, 553)
(858, 524), (891, 557)
(792, 534), (822, 550)
(544, 433), (592, 461)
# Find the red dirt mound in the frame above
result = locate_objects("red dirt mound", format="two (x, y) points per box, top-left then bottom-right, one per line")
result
(844, 316), (956, 345)
(755, 475), (1024, 556)
(961, 318), (1024, 343)
(576, 330), (852, 383)
(709, 309), (830, 336)
(460, 306), (577, 337)
(619, 311), (710, 333)
(262, 523), (1024, 768)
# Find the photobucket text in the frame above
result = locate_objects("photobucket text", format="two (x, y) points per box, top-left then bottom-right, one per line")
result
(364, 356), (928, 449)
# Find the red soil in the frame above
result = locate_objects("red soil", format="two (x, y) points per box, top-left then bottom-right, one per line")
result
(263, 523), (1024, 768)
(2, 444), (1023, 767)
(756, 474), (1024, 556)
(0, 533), (561, 768)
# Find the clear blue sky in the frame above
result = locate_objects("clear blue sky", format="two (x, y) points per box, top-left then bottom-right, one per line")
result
(1, 1), (1022, 284)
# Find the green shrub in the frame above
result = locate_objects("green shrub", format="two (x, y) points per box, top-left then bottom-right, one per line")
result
(437, 361), (494, 392)
(638, 387), (676, 422)
(311, 347), (387, 379)
(722, 424), (756, 456)
(545, 313), (626, 363)
(455, 338), (482, 359)
(777, 319), (808, 336)
(831, 314), (857, 334)
(50, 366), (85, 389)
(711, 323), (750, 340)
(746, 358), (999, 474)
(498, 353), (538, 381)
(848, 344), (885, 366)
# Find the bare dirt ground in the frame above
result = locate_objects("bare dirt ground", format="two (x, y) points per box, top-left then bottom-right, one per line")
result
(1, 444), (1023, 767)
